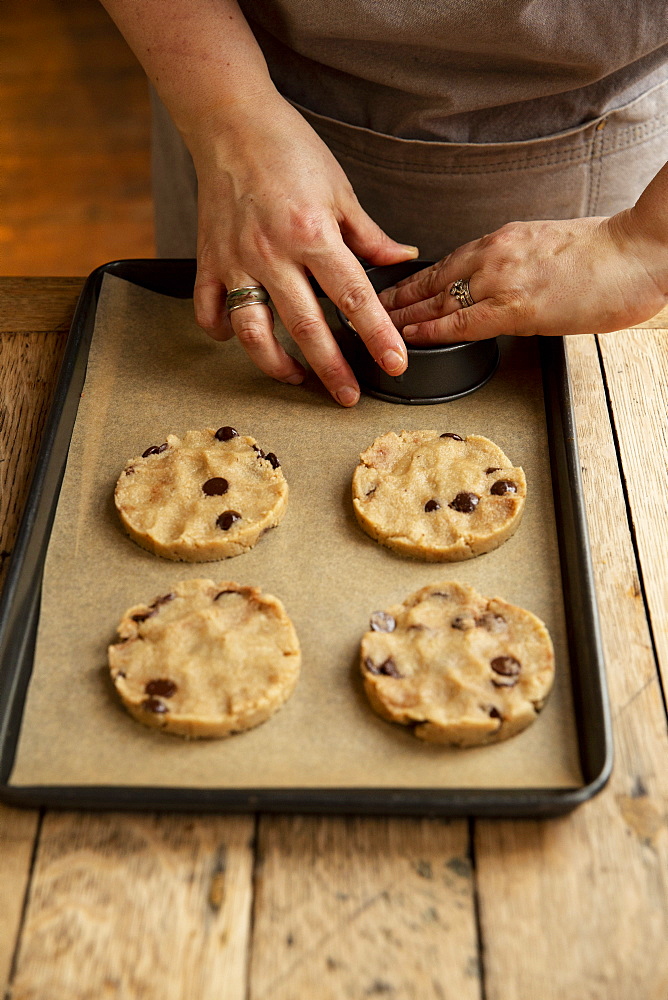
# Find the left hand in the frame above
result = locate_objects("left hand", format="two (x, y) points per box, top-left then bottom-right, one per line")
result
(378, 212), (668, 344)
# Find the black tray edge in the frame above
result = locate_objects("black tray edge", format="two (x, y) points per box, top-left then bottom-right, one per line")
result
(0, 259), (614, 817)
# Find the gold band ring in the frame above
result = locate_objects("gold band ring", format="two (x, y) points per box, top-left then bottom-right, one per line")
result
(449, 278), (475, 308)
(226, 285), (270, 313)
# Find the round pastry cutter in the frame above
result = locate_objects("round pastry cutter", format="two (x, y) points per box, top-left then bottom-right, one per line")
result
(335, 260), (500, 404)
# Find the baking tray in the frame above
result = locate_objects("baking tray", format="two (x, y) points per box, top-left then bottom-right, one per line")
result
(0, 259), (613, 816)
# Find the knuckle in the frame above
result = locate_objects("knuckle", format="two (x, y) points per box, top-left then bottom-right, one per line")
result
(362, 325), (393, 352)
(316, 358), (348, 383)
(497, 284), (526, 311)
(290, 313), (324, 344)
(288, 208), (330, 247)
(449, 306), (471, 338)
(233, 319), (268, 348)
(338, 280), (373, 316)
(436, 288), (451, 310)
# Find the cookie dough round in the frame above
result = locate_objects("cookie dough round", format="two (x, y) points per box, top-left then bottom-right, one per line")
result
(352, 430), (526, 561)
(360, 582), (554, 747)
(108, 578), (301, 738)
(114, 426), (287, 561)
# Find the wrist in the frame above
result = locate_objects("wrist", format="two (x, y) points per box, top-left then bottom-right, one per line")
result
(608, 208), (668, 295)
(184, 86), (288, 165)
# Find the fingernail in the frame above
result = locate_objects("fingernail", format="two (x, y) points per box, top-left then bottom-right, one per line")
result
(400, 245), (420, 257)
(402, 325), (418, 339)
(381, 348), (406, 373)
(284, 373), (305, 385)
(336, 385), (359, 406)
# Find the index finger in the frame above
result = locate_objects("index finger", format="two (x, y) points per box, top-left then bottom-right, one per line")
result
(308, 249), (408, 376)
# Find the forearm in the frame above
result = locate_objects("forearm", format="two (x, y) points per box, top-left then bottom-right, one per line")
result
(99, 0), (279, 152)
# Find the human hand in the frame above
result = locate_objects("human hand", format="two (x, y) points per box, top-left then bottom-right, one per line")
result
(378, 212), (668, 344)
(191, 94), (418, 405)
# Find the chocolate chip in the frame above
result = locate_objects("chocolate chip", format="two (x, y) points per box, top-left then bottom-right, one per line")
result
(151, 592), (176, 609)
(265, 452), (280, 469)
(142, 443), (168, 458)
(145, 678), (178, 698)
(365, 487), (377, 497)
(485, 467), (501, 475)
(489, 706), (502, 720)
(202, 477), (229, 496)
(217, 510), (241, 530)
(452, 615), (476, 631)
(252, 445), (265, 458)
(142, 697), (168, 714)
(215, 426), (238, 441)
(424, 499), (441, 512)
(476, 612), (507, 633)
(115, 669), (126, 678)
(131, 609), (156, 623)
(440, 433), (463, 441)
(449, 492), (480, 513)
(430, 591), (452, 599)
(365, 657), (402, 678)
(491, 479), (518, 496)
(370, 611), (396, 633)
(491, 655), (521, 676)
(124, 466), (135, 476)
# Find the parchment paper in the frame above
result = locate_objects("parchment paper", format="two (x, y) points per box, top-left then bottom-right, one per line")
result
(10, 274), (582, 790)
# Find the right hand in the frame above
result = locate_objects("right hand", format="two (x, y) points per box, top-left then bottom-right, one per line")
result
(190, 94), (419, 406)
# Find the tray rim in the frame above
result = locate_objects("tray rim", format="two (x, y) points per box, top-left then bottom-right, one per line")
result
(0, 258), (614, 817)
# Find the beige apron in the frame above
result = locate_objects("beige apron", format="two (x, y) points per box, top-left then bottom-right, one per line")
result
(151, 76), (668, 261)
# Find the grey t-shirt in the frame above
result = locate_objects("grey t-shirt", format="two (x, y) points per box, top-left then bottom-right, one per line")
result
(240, 0), (668, 141)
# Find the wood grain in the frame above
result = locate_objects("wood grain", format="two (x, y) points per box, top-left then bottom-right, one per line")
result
(632, 303), (668, 329)
(598, 328), (668, 694)
(0, 807), (40, 989)
(0, 278), (84, 333)
(0, 330), (69, 592)
(9, 812), (255, 1000)
(474, 335), (668, 1000)
(0, 281), (82, 996)
(249, 816), (481, 1000)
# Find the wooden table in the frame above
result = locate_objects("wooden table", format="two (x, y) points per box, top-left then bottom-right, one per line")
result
(1, 277), (667, 1000)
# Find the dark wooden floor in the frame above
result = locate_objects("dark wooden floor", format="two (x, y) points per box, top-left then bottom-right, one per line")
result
(1, 0), (154, 276)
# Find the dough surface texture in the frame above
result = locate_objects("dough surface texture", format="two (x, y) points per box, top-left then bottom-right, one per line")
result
(108, 578), (301, 738)
(360, 581), (554, 746)
(352, 430), (526, 560)
(114, 426), (287, 561)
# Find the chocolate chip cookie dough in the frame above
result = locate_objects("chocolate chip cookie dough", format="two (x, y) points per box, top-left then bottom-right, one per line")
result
(114, 426), (287, 560)
(108, 578), (301, 738)
(360, 582), (554, 747)
(352, 430), (526, 561)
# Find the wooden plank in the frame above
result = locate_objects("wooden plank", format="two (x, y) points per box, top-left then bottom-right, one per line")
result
(9, 812), (255, 1000)
(474, 335), (668, 1000)
(0, 277), (83, 333)
(632, 303), (668, 329)
(249, 816), (481, 1000)
(598, 328), (668, 695)
(0, 806), (40, 991)
(0, 282), (81, 991)
(0, 330), (69, 591)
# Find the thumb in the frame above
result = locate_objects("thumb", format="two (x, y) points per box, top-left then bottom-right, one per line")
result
(340, 202), (419, 266)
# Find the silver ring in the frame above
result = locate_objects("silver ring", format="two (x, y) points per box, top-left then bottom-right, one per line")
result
(226, 285), (270, 313)
(449, 278), (475, 308)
